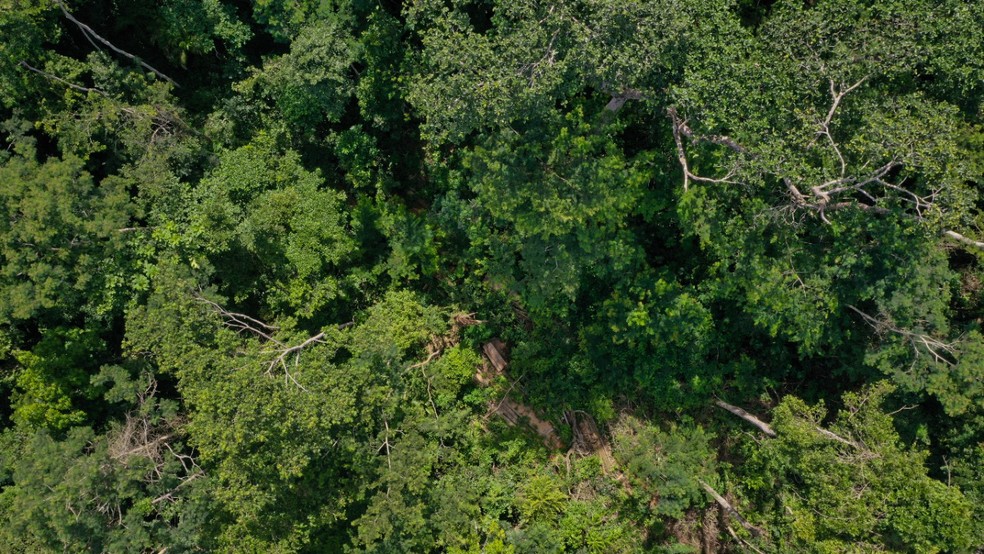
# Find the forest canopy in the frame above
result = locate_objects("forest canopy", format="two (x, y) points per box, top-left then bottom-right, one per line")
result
(1, 0), (982, 552)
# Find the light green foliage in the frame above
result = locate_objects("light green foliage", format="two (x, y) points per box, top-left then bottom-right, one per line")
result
(127, 286), (455, 550)
(0, 368), (206, 553)
(741, 383), (974, 553)
(0, 0), (59, 110)
(9, 328), (103, 430)
(518, 473), (567, 522)
(406, 0), (733, 144)
(666, 0), (984, 412)
(449, 108), (650, 319)
(250, 0), (355, 41)
(154, 0), (251, 63)
(1, 0), (981, 551)
(0, 152), (138, 323)
(600, 272), (715, 407)
(188, 135), (355, 318)
(253, 19), (358, 131)
(406, 0), (582, 145)
(612, 416), (714, 519)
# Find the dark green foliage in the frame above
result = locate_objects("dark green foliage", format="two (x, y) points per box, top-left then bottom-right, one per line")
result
(1, 0), (981, 551)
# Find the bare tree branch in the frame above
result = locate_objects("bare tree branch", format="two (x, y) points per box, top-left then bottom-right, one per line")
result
(944, 230), (984, 250)
(714, 399), (777, 437)
(668, 107), (744, 192)
(814, 426), (860, 449)
(194, 292), (281, 344)
(55, 0), (178, 87)
(264, 332), (326, 391)
(699, 480), (765, 538)
(18, 60), (108, 96)
(848, 305), (957, 366)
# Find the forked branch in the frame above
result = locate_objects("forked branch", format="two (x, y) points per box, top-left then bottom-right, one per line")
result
(847, 305), (957, 367)
(195, 292), (280, 344)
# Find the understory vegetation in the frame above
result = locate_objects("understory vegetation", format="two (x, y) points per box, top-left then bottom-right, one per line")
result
(1, 0), (982, 552)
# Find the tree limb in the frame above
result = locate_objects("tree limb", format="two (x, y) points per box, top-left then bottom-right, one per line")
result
(713, 399), (777, 437)
(55, 0), (178, 87)
(699, 480), (765, 538)
(814, 426), (860, 449)
(18, 60), (108, 96)
(265, 332), (326, 382)
(194, 292), (281, 344)
(944, 230), (984, 250)
(668, 107), (743, 191)
(847, 305), (957, 366)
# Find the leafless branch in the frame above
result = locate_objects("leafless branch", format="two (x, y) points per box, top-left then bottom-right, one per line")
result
(668, 107), (744, 191)
(18, 60), (108, 96)
(55, 0), (178, 87)
(725, 525), (766, 554)
(944, 230), (984, 250)
(194, 292), (281, 344)
(262, 332), (325, 391)
(714, 399), (777, 437)
(814, 426), (860, 449)
(604, 88), (644, 114)
(699, 480), (765, 538)
(848, 305), (957, 366)
(811, 76), (869, 177)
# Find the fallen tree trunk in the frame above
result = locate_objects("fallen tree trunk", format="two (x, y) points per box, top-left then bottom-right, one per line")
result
(713, 400), (777, 437)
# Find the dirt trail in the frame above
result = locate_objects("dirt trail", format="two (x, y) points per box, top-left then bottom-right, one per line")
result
(475, 339), (564, 449)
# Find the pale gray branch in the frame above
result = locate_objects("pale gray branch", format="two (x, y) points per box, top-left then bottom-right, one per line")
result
(56, 0), (178, 87)
(699, 480), (765, 537)
(714, 399), (777, 437)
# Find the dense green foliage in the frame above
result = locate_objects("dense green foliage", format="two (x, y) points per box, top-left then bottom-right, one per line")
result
(1, 0), (982, 551)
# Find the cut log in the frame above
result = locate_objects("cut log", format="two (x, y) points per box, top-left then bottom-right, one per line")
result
(493, 397), (564, 450)
(566, 410), (616, 473)
(482, 340), (509, 373)
(713, 400), (777, 437)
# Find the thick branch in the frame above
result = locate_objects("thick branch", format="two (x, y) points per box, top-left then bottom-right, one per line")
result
(266, 332), (326, 376)
(699, 480), (765, 537)
(819, 76), (868, 133)
(669, 107), (746, 154)
(194, 293), (280, 344)
(848, 305), (957, 366)
(604, 88), (644, 114)
(668, 108), (743, 191)
(814, 426), (860, 449)
(56, 1), (178, 87)
(669, 109), (692, 192)
(944, 230), (984, 250)
(714, 399), (777, 437)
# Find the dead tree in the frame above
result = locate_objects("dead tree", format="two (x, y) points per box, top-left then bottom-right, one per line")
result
(666, 77), (984, 251)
